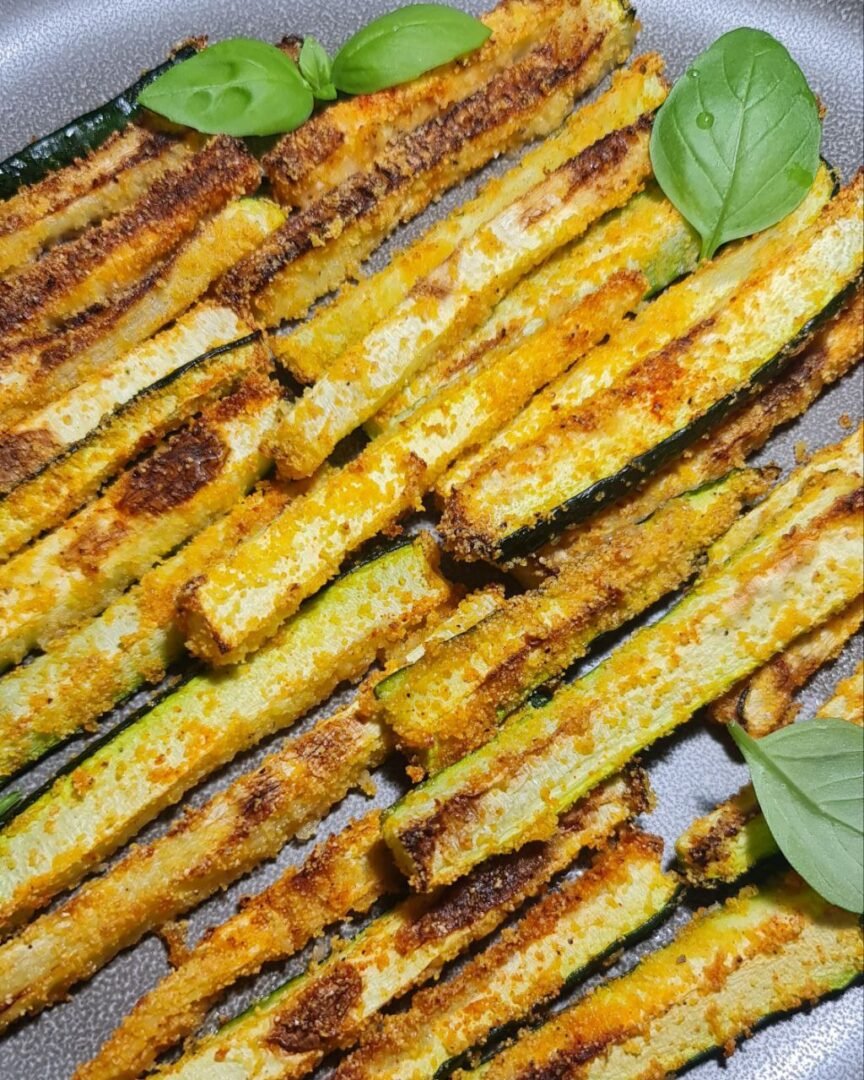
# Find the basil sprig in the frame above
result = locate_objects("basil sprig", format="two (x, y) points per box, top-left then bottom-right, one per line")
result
(650, 28), (821, 260)
(331, 4), (491, 94)
(731, 719), (864, 913)
(138, 4), (490, 138)
(138, 38), (314, 137)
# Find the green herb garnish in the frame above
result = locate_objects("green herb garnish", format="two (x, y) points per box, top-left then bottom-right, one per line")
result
(650, 27), (821, 260)
(138, 4), (490, 137)
(731, 719), (864, 913)
(331, 3), (491, 94)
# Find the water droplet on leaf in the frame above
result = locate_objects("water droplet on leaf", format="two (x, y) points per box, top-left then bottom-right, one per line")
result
(696, 111), (714, 129)
(687, 67), (699, 79)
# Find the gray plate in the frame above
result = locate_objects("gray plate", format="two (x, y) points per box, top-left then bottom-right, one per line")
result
(0, 1), (862, 1078)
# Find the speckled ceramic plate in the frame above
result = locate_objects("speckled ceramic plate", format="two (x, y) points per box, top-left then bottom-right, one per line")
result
(0, 1), (862, 1078)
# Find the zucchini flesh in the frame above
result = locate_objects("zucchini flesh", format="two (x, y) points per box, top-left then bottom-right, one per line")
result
(440, 169), (848, 559)
(158, 771), (650, 1080)
(709, 596), (863, 736)
(271, 108), (658, 481)
(334, 830), (678, 1080)
(0, 535), (449, 935)
(263, 0), (589, 207)
(0, 482), (292, 782)
(463, 872), (863, 1080)
(0, 301), (259, 496)
(220, 0), (638, 331)
(515, 287), (863, 584)
(819, 659), (864, 725)
(0, 46), (197, 200)
(368, 186), (697, 438)
(183, 268), (641, 666)
(379, 470), (767, 774)
(75, 814), (395, 1080)
(71, 595), (497, 1079)
(0, 196), (284, 422)
(0, 371), (279, 670)
(276, 55), (664, 386)
(0, 128), (195, 277)
(676, 658), (864, 888)
(0, 136), (260, 343)
(383, 454), (864, 890)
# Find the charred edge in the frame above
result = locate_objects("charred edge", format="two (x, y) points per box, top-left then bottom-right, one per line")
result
(0, 128), (181, 239)
(0, 136), (260, 338)
(682, 802), (762, 875)
(0, 331), (262, 501)
(216, 28), (608, 306)
(496, 273), (864, 561)
(116, 423), (227, 517)
(0, 45), (199, 201)
(395, 841), (552, 954)
(0, 427), (62, 493)
(516, 1033), (634, 1079)
(266, 963), (363, 1054)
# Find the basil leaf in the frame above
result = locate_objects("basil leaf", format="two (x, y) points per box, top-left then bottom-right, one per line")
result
(332, 3), (491, 95)
(300, 36), (337, 101)
(138, 38), (314, 137)
(650, 28), (821, 260)
(731, 719), (864, 913)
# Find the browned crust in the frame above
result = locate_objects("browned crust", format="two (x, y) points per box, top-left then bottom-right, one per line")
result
(0, 127), (184, 240)
(682, 793), (761, 876)
(116, 425), (228, 517)
(262, 0), (575, 206)
(519, 285), (863, 580)
(267, 964), (364, 1053)
(216, 22), (613, 314)
(0, 427), (61, 493)
(0, 136), (259, 340)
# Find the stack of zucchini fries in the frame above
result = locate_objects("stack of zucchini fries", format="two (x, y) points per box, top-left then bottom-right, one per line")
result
(0, 0), (861, 1076)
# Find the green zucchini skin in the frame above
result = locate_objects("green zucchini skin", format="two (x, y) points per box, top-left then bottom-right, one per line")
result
(0, 330), (262, 504)
(0, 46), (196, 201)
(497, 272), (863, 561)
(432, 889), (682, 1080)
(0, 673), (187, 823)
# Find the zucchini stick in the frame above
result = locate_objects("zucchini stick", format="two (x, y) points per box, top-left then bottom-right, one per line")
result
(182, 270), (642, 665)
(221, 0), (637, 331)
(0, 481), (293, 781)
(367, 185), (697, 438)
(0, 46), (198, 199)
(709, 597), (863, 735)
(379, 469), (767, 774)
(0, 299), (268, 498)
(276, 55), (666, 387)
(270, 88), (660, 481)
(515, 286), (863, 583)
(0, 535), (450, 934)
(0, 128), (195, 276)
(264, 0), (583, 207)
(0, 137), (259, 343)
(441, 174), (862, 561)
(384, 446), (864, 889)
(335, 830), (678, 1080)
(0, 370), (279, 670)
(74, 814), (396, 1080)
(676, 660), (864, 887)
(69, 592), (499, 1077)
(158, 770), (650, 1080)
(436, 166), (836, 509)
(0, 197), (284, 422)
(0, 587), (498, 1036)
(460, 872), (863, 1080)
